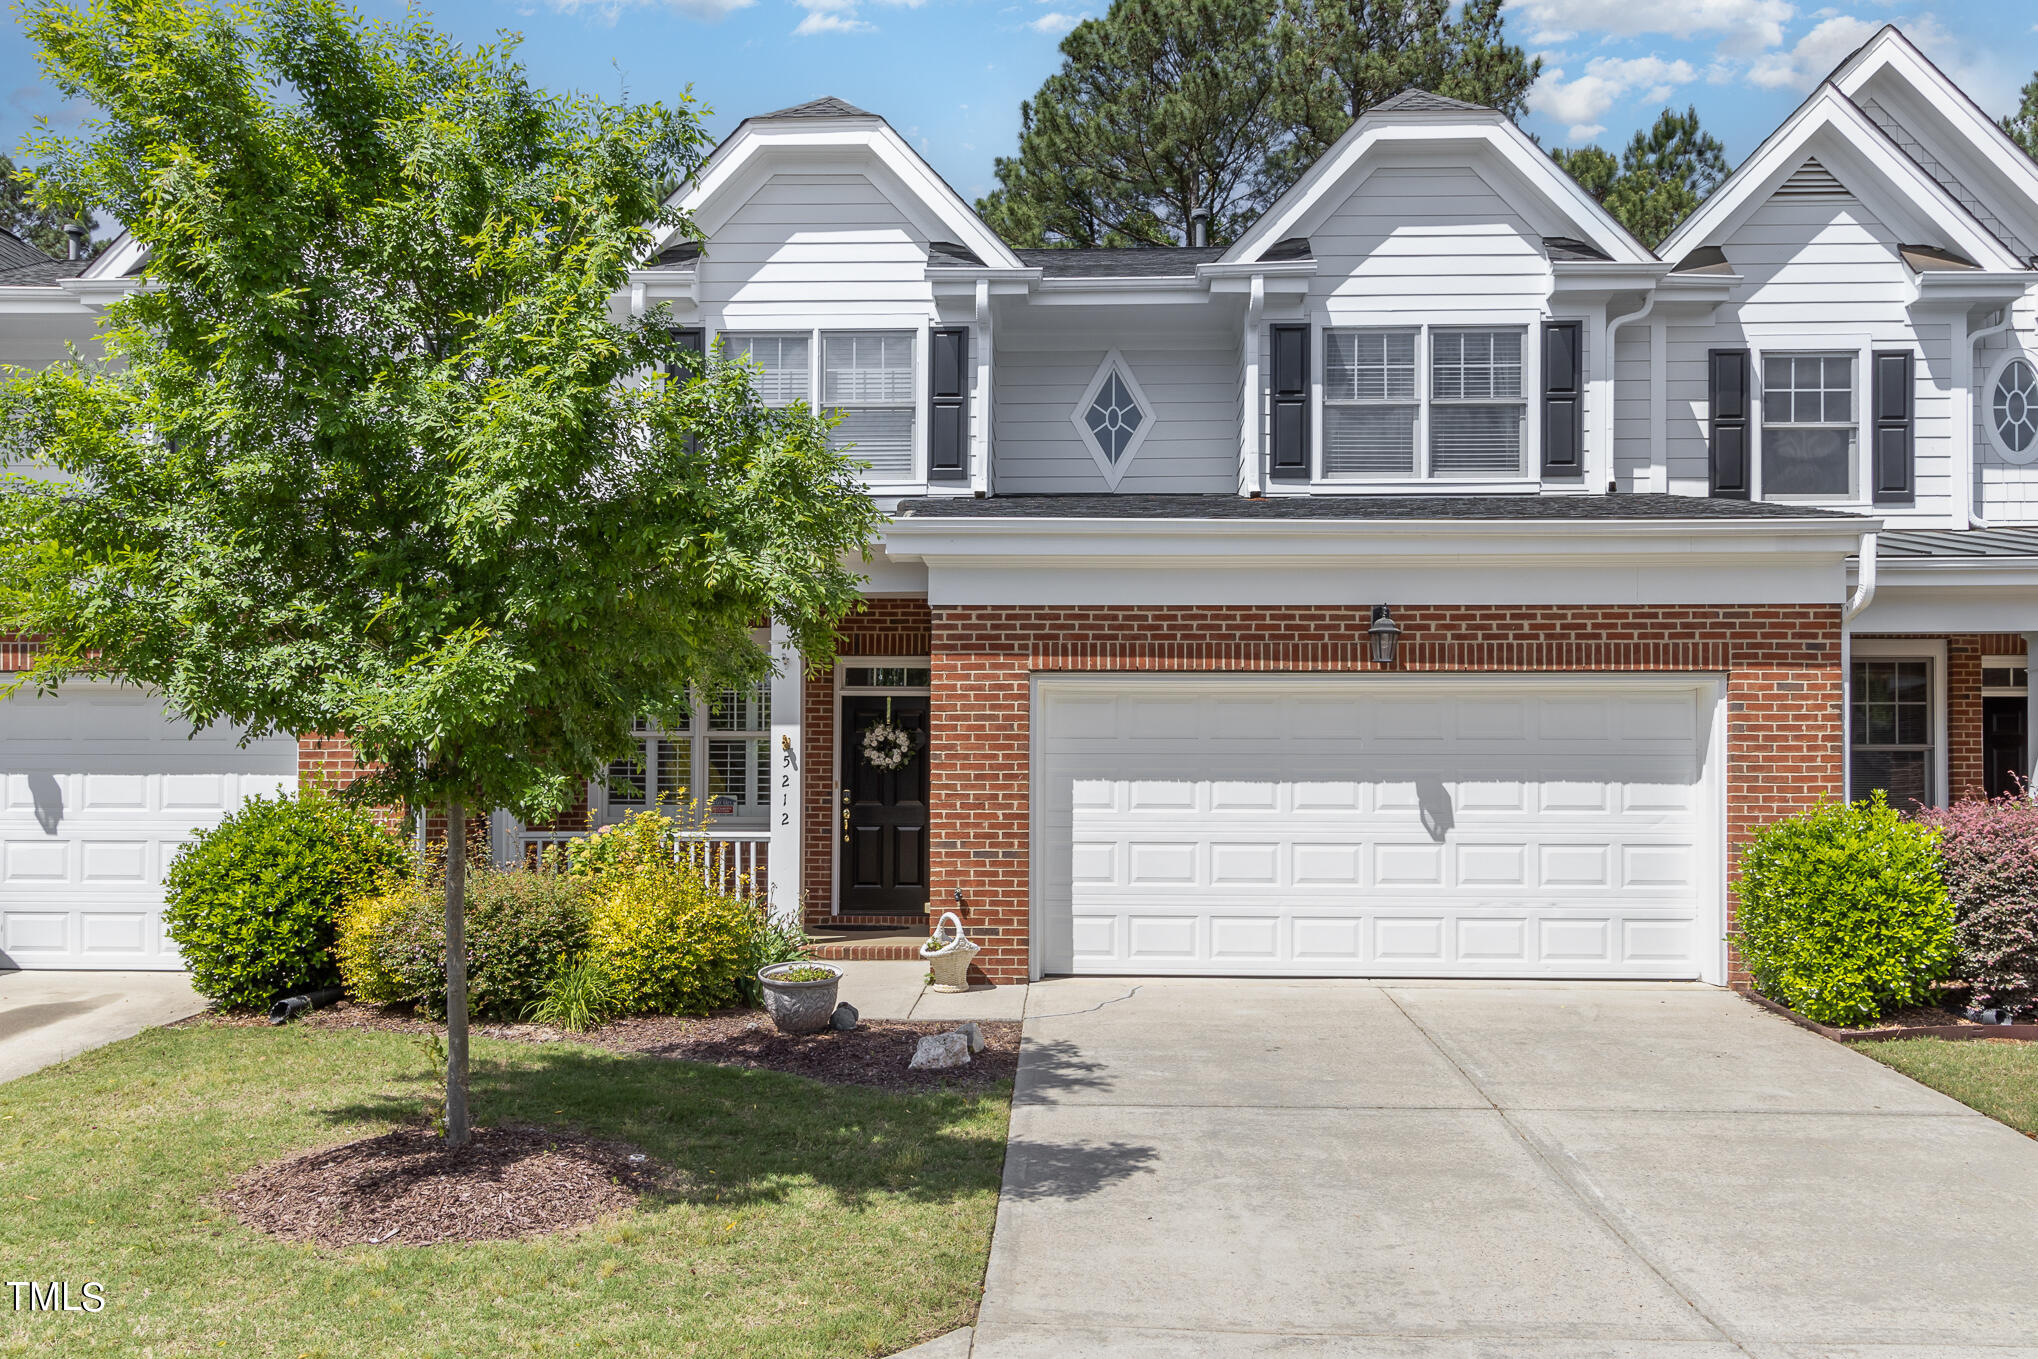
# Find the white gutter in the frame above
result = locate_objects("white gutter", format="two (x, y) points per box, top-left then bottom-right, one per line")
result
(1968, 307), (2020, 528)
(1843, 530), (1878, 623)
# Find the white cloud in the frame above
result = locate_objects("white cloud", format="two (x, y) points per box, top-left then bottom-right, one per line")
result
(793, 0), (872, 33)
(1744, 13), (1877, 87)
(1029, 9), (1081, 33)
(1527, 55), (1698, 135)
(1736, 12), (2016, 109)
(1504, 0), (1795, 57)
(539, 0), (751, 18)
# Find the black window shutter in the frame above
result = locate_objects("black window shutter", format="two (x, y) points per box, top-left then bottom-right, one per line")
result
(1269, 323), (1310, 481)
(1871, 350), (1914, 505)
(1541, 320), (1583, 477)
(928, 326), (969, 482)
(664, 326), (704, 378)
(1708, 348), (1751, 499)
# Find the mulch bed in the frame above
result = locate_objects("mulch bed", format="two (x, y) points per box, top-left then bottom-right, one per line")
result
(185, 1001), (1020, 1093)
(591, 1013), (1021, 1094)
(219, 1124), (663, 1249)
(1741, 989), (2038, 1043)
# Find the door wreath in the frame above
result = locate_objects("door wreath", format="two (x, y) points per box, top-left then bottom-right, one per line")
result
(860, 697), (914, 771)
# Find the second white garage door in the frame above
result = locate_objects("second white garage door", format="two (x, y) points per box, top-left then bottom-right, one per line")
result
(1, 685), (298, 970)
(1034, 675), (1722, 983)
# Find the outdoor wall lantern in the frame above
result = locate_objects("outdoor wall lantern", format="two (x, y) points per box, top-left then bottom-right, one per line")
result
(1368, 604), (1402, 666)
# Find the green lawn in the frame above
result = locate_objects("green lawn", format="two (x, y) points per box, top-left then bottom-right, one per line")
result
(1863, 1038), (2038, 1137)
(0, 1024), (1009, 1357)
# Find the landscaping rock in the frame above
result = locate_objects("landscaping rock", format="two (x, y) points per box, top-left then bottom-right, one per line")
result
(954, 1021), (987, 1054)
(908, 1030), (971, 1071)
(830, 1002), (860, 1031)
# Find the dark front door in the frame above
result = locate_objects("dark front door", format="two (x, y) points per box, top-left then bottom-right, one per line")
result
(840, 695), (929, 913)
(1984, 696), (2029, 799)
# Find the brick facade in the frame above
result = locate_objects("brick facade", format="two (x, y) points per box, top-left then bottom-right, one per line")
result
(800, 597), (934, 930)
(1946, 634), (2027, 801)
(878, 604), (1847, 986)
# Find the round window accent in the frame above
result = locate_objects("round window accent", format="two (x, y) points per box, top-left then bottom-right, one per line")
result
(1993, 357), (2038, 463)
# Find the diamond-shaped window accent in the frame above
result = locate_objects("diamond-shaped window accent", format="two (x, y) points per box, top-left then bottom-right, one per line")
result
(1069, 351), (1155, 490)
(1085, 372), (1145, 463)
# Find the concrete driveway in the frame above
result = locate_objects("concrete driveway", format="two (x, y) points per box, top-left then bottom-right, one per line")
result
(0, 970), (206, 1085)
(973, 979), (2038, 1358)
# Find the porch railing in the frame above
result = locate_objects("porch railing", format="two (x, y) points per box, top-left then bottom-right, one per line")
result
(509, 825), (767, 904)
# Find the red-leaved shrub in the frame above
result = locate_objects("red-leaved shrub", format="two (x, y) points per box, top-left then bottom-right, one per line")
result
(1916, 795), (2038, 1016)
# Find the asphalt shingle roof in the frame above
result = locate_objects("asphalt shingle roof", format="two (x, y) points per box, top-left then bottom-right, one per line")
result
(756, 96), (874, 120)
(895, 493), (1860, 521)
(1369, 89), (1491, 115)
(1014, 246), (1227, 278)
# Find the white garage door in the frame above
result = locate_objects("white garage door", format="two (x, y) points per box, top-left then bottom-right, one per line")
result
(1, 685), (298, 969)
(1036, 675), (1722, 982)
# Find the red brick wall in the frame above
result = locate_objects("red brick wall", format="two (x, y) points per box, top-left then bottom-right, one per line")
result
(800, 598), (933, 929)
(917, 605), (1843, 985)
(1945, 634), (2025, 801)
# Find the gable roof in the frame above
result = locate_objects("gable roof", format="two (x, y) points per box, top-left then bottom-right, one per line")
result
(1013, 245), (1227, 278)
(755, 96), (873, 121)
(1657, 78), (2026, 272)
(1220, 89), (1656, 266)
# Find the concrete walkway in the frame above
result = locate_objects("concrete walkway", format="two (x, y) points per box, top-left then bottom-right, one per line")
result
(834, 959), (1027, 1022)
(0, 970), (206, 1085)
(971, 978), (2038, 1357)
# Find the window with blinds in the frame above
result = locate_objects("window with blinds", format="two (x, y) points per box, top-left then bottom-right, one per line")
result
(1430, 329), (1524, 475)
(599, 683), (771, 825)
(724, 334), (811, 407)
(824, 332), (916, 479)
(1323, 330), (1418, 477)
(1761, 353), (1855, 497)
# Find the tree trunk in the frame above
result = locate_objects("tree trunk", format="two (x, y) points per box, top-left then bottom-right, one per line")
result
(444, 799), (471, 1146)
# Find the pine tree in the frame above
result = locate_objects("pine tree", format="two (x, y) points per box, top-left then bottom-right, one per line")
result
(2005, 75), (2038, 161)
(1556, 106), (1730, 249)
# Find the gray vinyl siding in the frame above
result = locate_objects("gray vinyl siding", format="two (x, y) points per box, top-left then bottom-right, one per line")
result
(1974, 293), (2038, 523)
(1310, 165), (1549, 321)
(1613, 325), (1651, 491)
(994, 342), (1241, 494)
(699, 173), (933, 320)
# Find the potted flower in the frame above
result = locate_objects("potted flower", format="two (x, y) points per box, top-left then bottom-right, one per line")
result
(919, 911), (981, 993)
(758, 961), (844, 1034)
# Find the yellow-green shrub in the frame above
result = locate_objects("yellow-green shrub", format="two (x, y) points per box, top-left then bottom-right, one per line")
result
(573, 810), (757, 1015)
(335, 889), (412, 1006)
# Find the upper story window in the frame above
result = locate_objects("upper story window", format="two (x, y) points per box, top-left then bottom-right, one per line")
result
(1991, 357), (2038, 461)
(723, 330), (918, 482)
(1322, 327), (1525, 480)
(1430, 330), (1524, 476)
(823, 333), (915, 480)
(1761, 354), (1855, 498)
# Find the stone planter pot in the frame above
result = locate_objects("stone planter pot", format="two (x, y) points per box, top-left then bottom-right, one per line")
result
(758, 961), (844, 1035)
(919, 911), (981, 994)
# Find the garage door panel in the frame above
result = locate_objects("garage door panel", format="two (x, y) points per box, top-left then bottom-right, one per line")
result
(1, 686), (297, 970)
(1038, 678), (1718, 980)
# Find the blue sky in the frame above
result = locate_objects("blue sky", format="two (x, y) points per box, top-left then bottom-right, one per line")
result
(2, 0), (2034, 215)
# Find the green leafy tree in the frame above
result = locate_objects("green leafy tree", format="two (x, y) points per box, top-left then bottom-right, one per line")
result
(2, 0), (879, 1144)
(1555, 106), (1730, 248)
(976, 0), (1282, 247)
(2006, 74), (2038, 161)
(0, 153), (102, 260)
(1269, 0), (1540, 186)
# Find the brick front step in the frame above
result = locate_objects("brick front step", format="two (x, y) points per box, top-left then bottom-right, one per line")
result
(808, 939), (924, 962)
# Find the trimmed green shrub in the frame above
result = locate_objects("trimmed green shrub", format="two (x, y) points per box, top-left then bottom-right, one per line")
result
(1916, 795), (2038, 1018)
(572, 811), (759, 1015)
(1733, 793), (1955, 1025)
(163, 792), (407, 1009)
(337, 865), (590, 1019)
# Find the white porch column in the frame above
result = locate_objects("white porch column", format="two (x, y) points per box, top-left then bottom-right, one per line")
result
(766, 621), (804, 924)
(2024, 632), (2038, 795)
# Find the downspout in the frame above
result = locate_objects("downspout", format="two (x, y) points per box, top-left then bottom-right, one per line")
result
(1840, 529), (1879, 803)
(1968, 308), (2018, 528)
(1241, 274), (1266, 497)
(1602, 289), (1661, 492)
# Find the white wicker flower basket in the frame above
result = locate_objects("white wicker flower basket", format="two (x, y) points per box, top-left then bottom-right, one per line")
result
(919, 911), (981, 993)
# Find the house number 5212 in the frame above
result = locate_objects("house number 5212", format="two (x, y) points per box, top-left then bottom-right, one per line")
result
(778, 734), (797, 827)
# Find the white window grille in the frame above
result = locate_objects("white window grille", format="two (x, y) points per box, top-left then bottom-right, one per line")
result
(599, 683), (771, 826)
(1324, 329), (1418, 477)
(1992, 358), (2038, 460)
(724, 334), (812, 408)
(1761, 354), (1855, 497)
(824, 332), (916, 479)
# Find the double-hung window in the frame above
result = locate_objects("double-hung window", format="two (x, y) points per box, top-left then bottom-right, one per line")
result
(1321, 326), (1526, 480)
(1761, 354), (1855, 497)
(1429, 329), (1525, 475)
(824, 332), (915, 479)
(1849, 658), (1932, 807)
(1324, 330), (1419, 477)
(601, 683), (772, 826)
